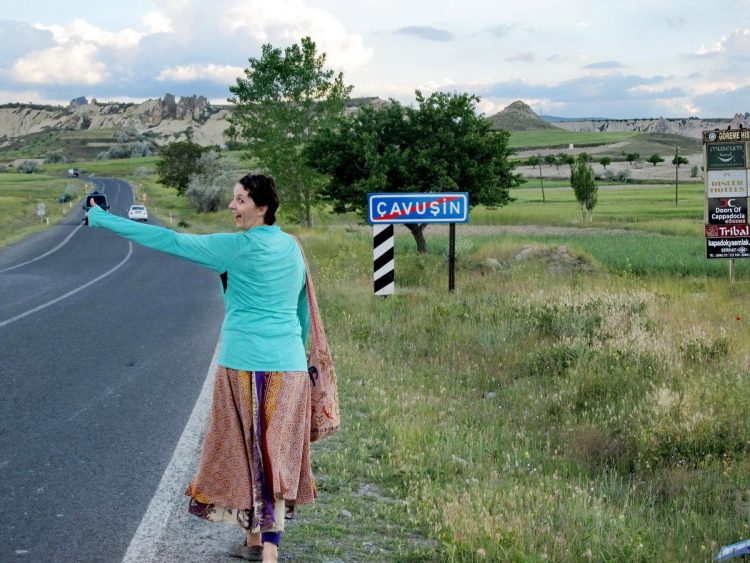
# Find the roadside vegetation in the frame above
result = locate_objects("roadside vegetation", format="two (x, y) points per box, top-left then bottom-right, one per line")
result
(0, 147), (748, 561)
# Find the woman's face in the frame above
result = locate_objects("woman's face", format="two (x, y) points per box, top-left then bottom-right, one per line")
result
(229, 183), (268, 230)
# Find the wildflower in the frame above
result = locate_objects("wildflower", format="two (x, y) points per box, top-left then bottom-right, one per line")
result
(737, 316), (742, 321)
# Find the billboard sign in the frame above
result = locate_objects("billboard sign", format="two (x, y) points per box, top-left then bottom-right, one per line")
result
(707, 197), (748, 224)
(706, 169), (748, 198)
(707, 143), (746, 169)
(705, 224), (750, 237)
(707, 237), (750, 259)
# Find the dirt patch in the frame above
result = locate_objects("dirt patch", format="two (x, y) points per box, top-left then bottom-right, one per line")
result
(513, 243), (597, 273)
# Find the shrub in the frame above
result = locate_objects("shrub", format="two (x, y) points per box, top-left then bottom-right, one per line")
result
(97, 141), (156, 160)
(133, 166), (154, 176)
(17, 161), (39, 173)
(44, 151), (67, 164)
(184, 151), (238, 212)
(690, 165), (699, 178)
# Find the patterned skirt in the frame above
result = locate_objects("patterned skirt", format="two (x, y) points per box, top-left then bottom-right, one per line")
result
(185, 367), (316, 533)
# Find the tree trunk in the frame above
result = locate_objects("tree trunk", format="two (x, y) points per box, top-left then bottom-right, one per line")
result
(303, 184), (313, 227)
(405, 223), (428, 254)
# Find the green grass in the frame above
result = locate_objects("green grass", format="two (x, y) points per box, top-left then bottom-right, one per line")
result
(281, 229), (750, 561)
(509, 130), (637, 149)
(470, 183), (705, 236)
(0, 172), (87, 247)
(2, 158), (749, 561)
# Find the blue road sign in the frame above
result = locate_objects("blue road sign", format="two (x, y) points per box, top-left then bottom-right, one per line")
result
(368, 192), (469, 224)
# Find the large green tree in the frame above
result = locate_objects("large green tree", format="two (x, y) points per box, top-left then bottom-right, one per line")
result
(226, 37), (353, 226)
(155, 141), (209, 195)
(305, 90), (523, 253)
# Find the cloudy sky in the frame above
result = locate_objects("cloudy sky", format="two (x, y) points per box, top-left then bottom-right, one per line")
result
(2, 0), (750, 118)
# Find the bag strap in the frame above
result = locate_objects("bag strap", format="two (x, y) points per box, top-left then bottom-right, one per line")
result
(293, 237), (328, 353)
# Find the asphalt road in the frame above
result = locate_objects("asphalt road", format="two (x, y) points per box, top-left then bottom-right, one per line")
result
(0, 177), (225, 562)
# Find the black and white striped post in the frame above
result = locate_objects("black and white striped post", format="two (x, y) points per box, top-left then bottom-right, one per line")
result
(373, 224), (395, 295)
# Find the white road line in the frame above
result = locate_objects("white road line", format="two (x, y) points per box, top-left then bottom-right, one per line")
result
(0, 176), (107, 274)
(122, 344), (219, 563)
(0, 224), (84, 273)
(0, 242), (133, 328)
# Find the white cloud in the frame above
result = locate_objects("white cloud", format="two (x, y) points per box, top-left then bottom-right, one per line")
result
(34, 19), (143, 49)
(690, 79), (748, 95)
(222, 0), (373, 71)
(11, 44), (108, 85)
(157, 63), (244, 82)
(697, 28), (750, 55)
(141, 11), (174, 34)
(476, 98), (501, 116)
(0, 89), (70, 106)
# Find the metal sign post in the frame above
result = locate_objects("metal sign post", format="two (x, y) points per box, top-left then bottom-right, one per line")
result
(448, 223), (456, 292)
(367, 192), (469, 294)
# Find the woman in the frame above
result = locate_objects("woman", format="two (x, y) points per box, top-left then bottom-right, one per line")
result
(87, 174), (315, 563)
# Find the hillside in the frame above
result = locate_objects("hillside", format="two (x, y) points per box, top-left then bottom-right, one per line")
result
(0, 95), (230, 151)
(0, 95), (389, 161)
(487, 100), (561, 131)
(550, 114), (748, 139)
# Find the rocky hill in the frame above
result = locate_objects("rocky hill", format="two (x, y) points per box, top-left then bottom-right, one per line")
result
(486, 100), (561, 131)
(0, 95), (397, 155)
(550, 114), (749, 139)
(0, 94), (231, 148)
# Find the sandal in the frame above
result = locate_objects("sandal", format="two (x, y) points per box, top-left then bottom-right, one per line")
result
(228, 542), (263, 561)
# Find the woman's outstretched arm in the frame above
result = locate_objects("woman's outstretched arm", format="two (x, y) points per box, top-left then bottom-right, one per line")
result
(87, 204), (241, 272)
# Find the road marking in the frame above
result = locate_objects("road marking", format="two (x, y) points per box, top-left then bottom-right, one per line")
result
(0, 223), (84, 274)
(0, 177), (110, 274)
(0, 242), (133, 328)
(122, 344), (219, 563)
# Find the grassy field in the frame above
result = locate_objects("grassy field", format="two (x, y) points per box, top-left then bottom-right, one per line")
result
(2, 158), (749, 562)
(509, 130), (637, 149)
(0, 128), (121, 161)
(0, 171), (89, 247)
(509, 131), (703, 160)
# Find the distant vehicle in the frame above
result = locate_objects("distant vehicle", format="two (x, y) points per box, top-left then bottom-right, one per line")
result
(127, 204), (148, 221)
(67, 168), (80, 177)
(82, 190), (109, 225)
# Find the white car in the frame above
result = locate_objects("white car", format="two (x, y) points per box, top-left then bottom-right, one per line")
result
(127, 205), (148, 221)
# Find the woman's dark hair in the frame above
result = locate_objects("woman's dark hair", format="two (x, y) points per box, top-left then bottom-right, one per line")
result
(238, 174), (279, 225)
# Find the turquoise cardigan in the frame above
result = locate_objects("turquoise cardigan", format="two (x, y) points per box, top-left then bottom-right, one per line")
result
(88, 206), (310, 372)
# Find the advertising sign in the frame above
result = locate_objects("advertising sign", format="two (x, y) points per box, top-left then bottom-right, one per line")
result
(706, 169), (748, 198)
(707, 237), (750, 259)
(367, 192), (469, 224)
(705, 224), (750, 237)
(707, 143), (746, 169)
(707, 197), (748, 224)
(704, 129), (750, 143)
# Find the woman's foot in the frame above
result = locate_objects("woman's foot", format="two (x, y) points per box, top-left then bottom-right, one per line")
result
(262, 542), (279, 563)
(228, 543), (262, 561)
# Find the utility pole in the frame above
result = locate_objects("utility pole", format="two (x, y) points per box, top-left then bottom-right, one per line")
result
(538, 154), (545, 203)
(674, 146), (679, 206)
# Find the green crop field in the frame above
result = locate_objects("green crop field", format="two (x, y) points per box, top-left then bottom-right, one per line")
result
(509, 130), (637, 149)
(1, 158), (747, 562)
